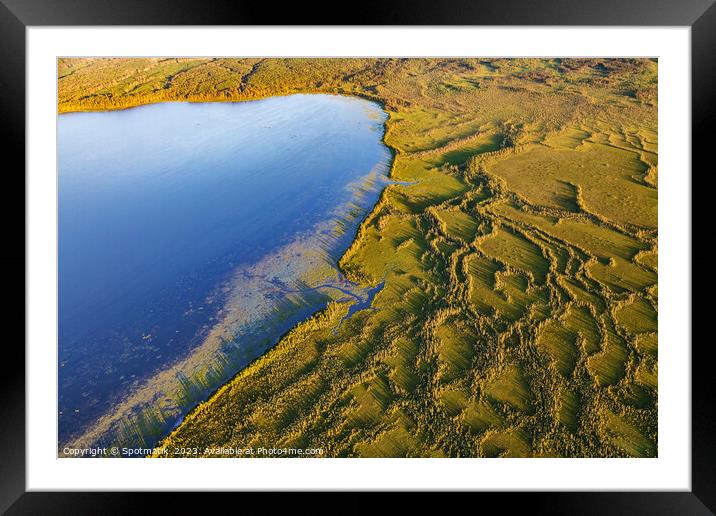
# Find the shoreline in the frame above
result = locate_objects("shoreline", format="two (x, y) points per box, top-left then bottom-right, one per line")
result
(55, 58), (659, 458)
(150, 94), (400, 456)
(58, 90), (388, 116)
(58, 93), (402, 456)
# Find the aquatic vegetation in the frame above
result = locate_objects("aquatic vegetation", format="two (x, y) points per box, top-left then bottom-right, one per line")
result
(57, 95), (392, 453)
(58, 57), (658, 458)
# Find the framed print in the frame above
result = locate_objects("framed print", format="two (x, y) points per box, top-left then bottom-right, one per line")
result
(2, 0), (712, 511)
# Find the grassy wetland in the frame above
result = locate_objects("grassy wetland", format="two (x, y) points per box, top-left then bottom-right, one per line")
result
(59, 58), (658, 458)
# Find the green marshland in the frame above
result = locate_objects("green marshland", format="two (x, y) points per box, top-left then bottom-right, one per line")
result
(59, 58), (658, 457)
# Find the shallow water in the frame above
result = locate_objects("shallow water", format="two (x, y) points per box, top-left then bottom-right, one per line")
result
(58, 95), (391, 449)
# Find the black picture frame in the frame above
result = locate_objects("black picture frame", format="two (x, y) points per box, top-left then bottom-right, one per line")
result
(1, 0), (711, 512)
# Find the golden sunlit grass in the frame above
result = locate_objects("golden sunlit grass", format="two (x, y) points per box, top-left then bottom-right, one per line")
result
(59, 57), (658, 458)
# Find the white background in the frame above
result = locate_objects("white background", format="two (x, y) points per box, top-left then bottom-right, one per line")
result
(27, 27), (691, 491)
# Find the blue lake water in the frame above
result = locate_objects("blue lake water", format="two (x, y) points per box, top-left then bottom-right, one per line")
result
(58, 95), (392, 449)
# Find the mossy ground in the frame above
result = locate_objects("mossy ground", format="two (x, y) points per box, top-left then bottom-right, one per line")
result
(59, 58), (658, 457)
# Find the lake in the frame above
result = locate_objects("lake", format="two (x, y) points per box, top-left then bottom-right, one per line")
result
(58, 94), (392, 451)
